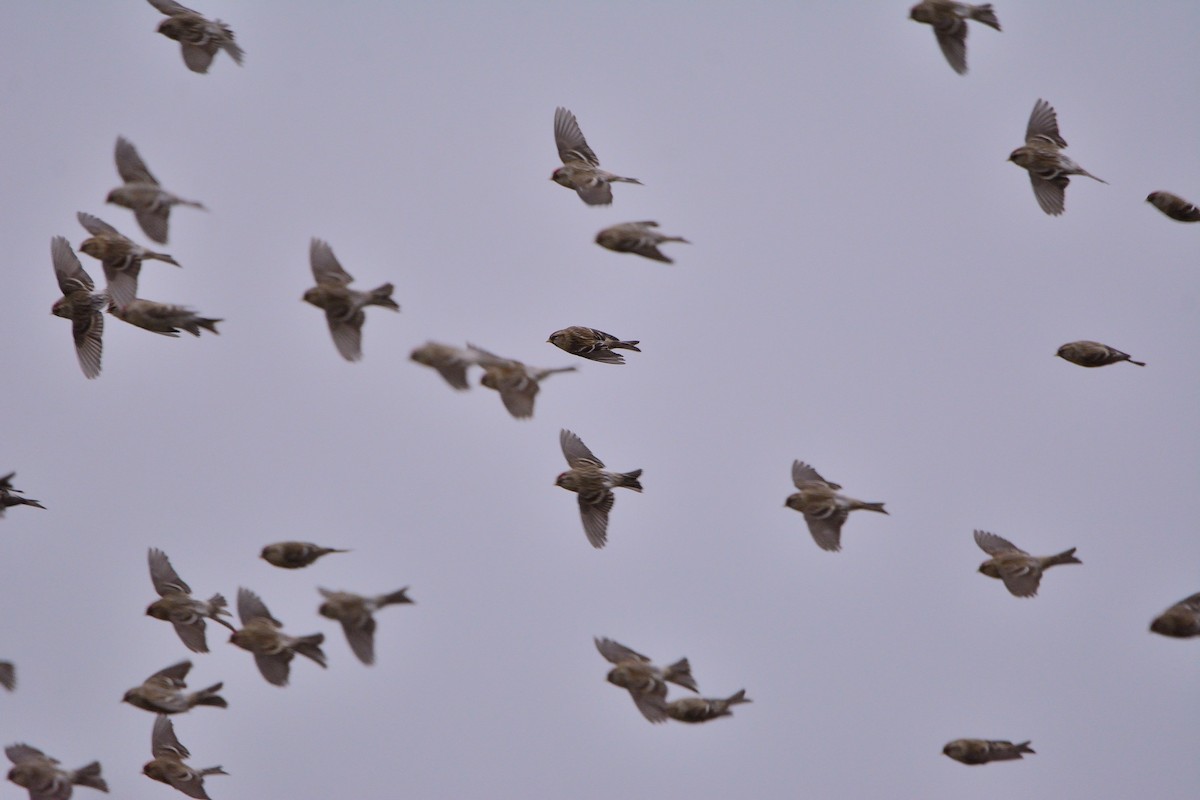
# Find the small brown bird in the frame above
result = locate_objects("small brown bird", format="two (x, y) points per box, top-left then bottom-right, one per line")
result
(229, 587), (326, 687)
(908, 1), (1000, 75)
(260, 541), (349, 569)
(0, 662), (13, 692)
(1008, 99), (1106, 216)
(785, 461), (887, 552)
(556, 430), (643, 549)
(595, 221), (689, 263)
(145, 548), (236, 653)
(0, 473), (46, 518)
(552, 107), (642, 205)
(109, 298), (221, 337)
(142, 715), (227, 800)
(943, 738), (1035, 765)
(666, 689), (751, 723)
(5, 744), (107, 800)
(548, 326), (641, 365)
(410, 342), (479, 390)
(1149, 591), (1200, 638)
(122, 661), (226, 715)
(1056, 340), (1145, 368)
(973, 529), (1081, 598)
(1146, 191), (1200, 222)
(77, 212), (179, 310)
(318, 587), (414, 665)
(50, 236), (105, 380)
(594, 637), (697, 724)
(106, 137), (205, 244)
(303, 238), (399, 362)
(469, 344), (576, 419)
(147, 0), (243, 74)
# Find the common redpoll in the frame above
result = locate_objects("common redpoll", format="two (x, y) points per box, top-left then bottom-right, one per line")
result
(551, 107), (642, 205)
(303, 238), (398, 362)
(1008, 99), (1106, 216)
(973, 529), (1080, 598)
(785, 460), (887, 552)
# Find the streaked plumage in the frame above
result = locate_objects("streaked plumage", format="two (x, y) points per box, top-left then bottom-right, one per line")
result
(1056, 340), (1145, 368)
(1149, 591), (1200, 638)
(469, 344), (576, 419)
(260, 541), (349, 569)
(145, 548), (235, 653)
(0, 662), (13, 692)
(785, 460), (887, 552)
(595, 637), (697, 724)
(109, 298), (220, 337)
(595, 221), (689, 263)
(666, 689), (751, 723)
(0, 473), (46, 518)
(5, 744), (107, 800)
(106, 137), (205, 244)
(1008, 99), (1106, 215)
(147, 0), (243, 74)
(50, 236), (105, 379)
(76, 212), (179, 310)
(551, 107), (642, 205)
(303, 238), (399, 362)
(973, 529), (1081, 598)
(909, 1), (1000, 75)
(1146, 191), (1200, 222)
(410, 342), (479, 390)
(143, 715), (227, 800)
(943, 738), (1034, 765)
(122, 661), (226, 715)
(229, 587), (326, 686)
(318, 587), (414, 665)
(556, 429), (643, 549)
(547, 326), (640, 365)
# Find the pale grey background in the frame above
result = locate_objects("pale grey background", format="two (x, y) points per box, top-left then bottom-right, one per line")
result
(2, 2), (1198, 798)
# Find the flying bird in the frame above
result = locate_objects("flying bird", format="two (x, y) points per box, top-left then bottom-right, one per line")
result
(145, 548), (236, 653)
(551, 107), (642, 205)
(547, 326), (641, 364)
(1146, 191), (1200, 222)
(1149, 591), (1200, 638)
(666, 689), (751, 723)
(1008, 99), (1106, 216)
(943, 738), (1034, 765)
(229, 588), (326, 687)
(973, 529), (1080, 598)
(303, 238), (399, 362)
(594, 637), (697, 724)
(109, 299), (221, 337)
(468, 344), (575, 419)
(785, 460), (887, 552)
(50, 237), (105, 380)
(556, 429), (643, 549)
(908, 1), (1000, 75)
(5, 744), (107, 800)
(0, 473), (46, 518)
(142, 715), (227, 800)
(77, 212), (179, 311)
(410, 342), (479, 390)
(106, 137), (205, 244)
(146, 0), (244, 74)
(260, 541), (349, 569)
(1056, 340), (1145, 368)
(0, 662), (13, 692)
(122, 661), (226, 715)
(317, 587), (414, 665)
(595, 221), (689, 263)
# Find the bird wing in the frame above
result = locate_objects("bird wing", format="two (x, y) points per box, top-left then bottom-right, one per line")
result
(149, 548), (192, 595)
(578, 491), (613, 549)
(147, 0), (200, 14)
(253, 653), (291, 687)
(149, 660), (193, 684)
(309, 238), (354, 286)
(594, 637), (651, 665)
(1029, 173), (1068, 216)
(791, 460), (841, 490)
(560, 429), (604, 468)
(151, 715), (190, 760)
(804, 510), (846, 552)
(973, 529), (1027, 555)
(51, 236), (94, 293)
(115, 137), (159, 185)
(325, 307), (365, 362)
(236, 587), (279, 626)
(1025, 98), (1066, 147)
(77, 211), (121, 237)
(171, 618), (210, 654)
(931, 16), (969, 75)
(554, 107), (600, 166)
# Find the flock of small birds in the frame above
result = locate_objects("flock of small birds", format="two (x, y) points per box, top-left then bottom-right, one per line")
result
(5, 1), (1199, 796)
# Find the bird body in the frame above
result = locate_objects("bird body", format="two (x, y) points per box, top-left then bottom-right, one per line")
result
(260, 541), (349, 569)
(551, 107), (641, 205)
(410, 342), (479, 389)
(106, 137), (205, 243)
(109, 299), (220, 337)
(785, 461), (887, 552)
(229, 588), (326, 686)
(909, 1), (1000, 75)
(318, 587), (414, 665)
(50, 237), (105, 379)
(556, 430), (643, 548)
(146, 549), (235, 652)
(1147, 191), (1200, 222)
(77, 212), (179, 310)
(0, 473), (46, 518)
(6, 744), (107, 800)
(1009, 99), (1106, 216)
(148, 0), (244, 74)
(1150, 591), (1200, 638)
(143, 715), (227, 799)
(547, 326), (640, 364)
(666, 689), (751, 723)
(973, 530), (1080, 597)
(595, 637), (697, 724)
(304, 239), (398, 362)
(123, 661), (226, 714)
(943, 738), (1034, 765)
(1056, 340), (1145, 367)
(595, 221), (689, 263)
(469, 344), (575, 419)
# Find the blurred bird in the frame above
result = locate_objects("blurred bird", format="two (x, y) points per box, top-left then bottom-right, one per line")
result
(5, 744), (107, 800)
(122, 661), (226, 715)
(109, 299), (221, 337)
(1056, 340), (1145, 368)
(973, 529), (1081, 598)
(260, 541), (349, 569)
(145, 548), (236, 653)
(0, 473), (46, 518)
(595, 221), (689, 263)
(943, 738), (1034, 765)
(143, 715), (227, 800)
(1146, 191), (1200, 222)
(77, 212), (179, 310)
(303, 238), (399, 362)
(1149, 591), (1200, 638)
(594, 637), (697, 724)
(785, 461), (887, 552)
(468, 344), (576, 419)
(1008, 99), (1106, 216)
(410, 342), (479, 390)
(147, 0), (243, 74)
(666, 689), (751, 723)
(318, 587), (414, 665)
(50, 236), (105, 380)
(548, 326), (641, 365)
(0, 662), (13, 692)
(229, 587), (326, 686)
(908, 1), (1000, 75)
(106, 137), (205, 244)
(552, 107), (642, 205)
(556, 429), (643, 549)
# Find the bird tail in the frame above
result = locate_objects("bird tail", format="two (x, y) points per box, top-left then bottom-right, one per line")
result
(616, 468), (643, 493)
(207, 594), (237, 631)
(1046, 548), (1082, 568)
(853, 500), (888, 515)
(182, 198), (207, 210)
(294, 634), (327, 667)
(1128, 358), (1147, 367)
(70, 762), (107, 793)
(612, 339), (641, 352)
(147, 250), (181, 267)
(201, 765), (230, 777)
(724, 688), (752, 706)
(367, 283), (400, 311)
(662, 236), (691, 244)
(1083, 170), (1108, 185)
(1014, 741), (1035, 755)
(196, 317), (222, 335)
(190, 682), (228, 709)
(663, 657), (698, 692)
(613, 176), (643, 185)
(19, 497), (46, 510)
(971, 4), (1001, 30)
(379, 587), (415, 607)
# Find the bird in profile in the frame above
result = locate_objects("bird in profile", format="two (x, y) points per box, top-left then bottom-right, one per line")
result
(145, 548), (236, 653)
(908, 1), (1000, 75)
(1149, 591), (1200, 638)
(943, 738), (1034, 765)
(973, 529), (1081, 598)
(547, 326), (640, 365)
(106, 137), (205, 244)
(122, 661), (226, 715)
(303, 238), (399, 362)
(1008, 99), (1106, 216)
(556, 430), (643, 549)
(594, 637), (698, 724)
(468, 344), (576, 419)
(785, 460), (887, 552)
(318, 587), (414, 665)
(1056, 340), (1145, 368)
(109, 299), (221, 337)
(142, 715), (227, 799)
(229, 588), (326, 686)
(77, 212), (179, 311)
(5, 744), (107, 800)
(260, 541), (349, 569)
(49, 236), (105, 380)
(410, 342), (479, 390)
(595, 221), (689, 264)
(666, 689), (751, 723)
(551, 107), (642, 205)
(0, 473), (46, 518)
(146, 0), (244, 74)
(1146, 191), (1200, 222)
(0, 662), (13, 692)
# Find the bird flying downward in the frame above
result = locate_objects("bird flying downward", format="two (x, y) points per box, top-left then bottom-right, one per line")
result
(556, 430), (643, 549)
(145, 548), (236, 653)
(106, 137), (205, 244)
(303, 238), (399, 362)
(1008, 99), (1106, 216)
(943, 738), (1034, 765)
(595, 221), (689, 264)
(1056, 340), (1145, 368)
(49, 237), (105, 380)
(973, 529), (1080, 597)
(146, 0), (244, 74)
(318, 587), (414, 665)
(468, 344), (575, 419)
(229, 588), (326, 687)
(142, 715), (227, 799)
(594, 637), (698, 724)
(551, 107), (642, 205)
(785, 460), (887, 552)
(909, 1), (1000, 75)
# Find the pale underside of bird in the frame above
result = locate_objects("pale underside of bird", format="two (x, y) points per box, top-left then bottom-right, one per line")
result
(943, 738), (1034, 765)
(122, 660), (226, 715)
(303, 238), (399, 362)
(973, 529), (1081, 597)
(49, 236), (105, 380)
(5, 743), (107, 800)
(468, 343), (576, 419)
(551, 106), (642, 205)
(230, 587), (327, 686)
(556, 429), (643, 548)
(1055, 340), (1145, 368)
(665, 689), (751, 723)
(109, 298), (221, 337)
(1008, 98), (1106, 216)
(147, 0), (244, 74)
(317, 587), (414, 665)
(909, 1), (1001, 75)
(410, 341), (479, 389)
(76, 211), (180, 311)
(0, 473), (46, 518)
(785, 460), (887, 552)
(143, 714), (227, 800)
(1146, 190), (1200, 222)
(145, 548), (236, 653)
(594, 637), (698, 724)
(595, 221), (690, 264)
(107, 136), (205, 244)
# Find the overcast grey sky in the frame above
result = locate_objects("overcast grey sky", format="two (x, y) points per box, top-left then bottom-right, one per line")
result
(2, 2), (1199, 798)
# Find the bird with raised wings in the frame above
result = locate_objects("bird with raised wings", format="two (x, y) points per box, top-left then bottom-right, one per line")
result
(77, 212), (179, 311)
(1008, 99), (1106, 216)
(5, 744), (107, 800)
(122, 661), (226, 715)
(595, 221), (689, 264)
(909, 1), (1000, 75)
(145, 548), (235, 653)
(303, 238), (398, 362)
(146, 0), (243, 74)
(318, 587), (414, 665)
(142, 715), (227, 799)
(973, 529), (1080, 598)
(785, 461), (887, 552)
(468, 344), (575, 419)
(229, 588), (326, 686)
(106, 137), (205, 244)
(594, 637), (697, 724)
(49, 237), (105, 380)
(551, 107), (642, 205)
(556, 430), (643, 549)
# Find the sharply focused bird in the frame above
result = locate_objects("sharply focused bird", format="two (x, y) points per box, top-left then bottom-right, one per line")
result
(5, 744), (107, 800)
(908, 1), (1001, 75)
(146, 0), (244, 74)
(973, 529), (1081, 598)
(317, 587), (414, 665)
(547, 326), (641, 365)
(666, 689), (751, 723)
(595, 221), (689, 264)
(1008, 99), (1106, 216)
(551, 107), (642, 205)
(122, 661), (226, 715)
(303, 238), (399, 362)
(145, 548), (236, 653)
(594, 637), (698, 724)
(1146, 191), (1200, 222)
(109, 299), (221, 337)
(943, 738), (1034, 765)
(785, 461), (887, 552)
(229, 588), (326, 687)
(0, 473), (46, 519)
(1056, 340), (1145, 368)
(468, 344), (575, 419)
(410, 342), (480, 389)
(1149, 591), (1200, 638)
(556, 430), (643, 549)
(106, 137), (205, 244)
(142, 715), (227, 799)
(260, 541), (349, 569)
(77, 212), (179, 311)
(49, 236), (105, 380)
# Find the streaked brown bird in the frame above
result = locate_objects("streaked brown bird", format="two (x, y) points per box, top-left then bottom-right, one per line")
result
(0, 662), (13, 692)
(303, 238), (399, 362)
(147, 0), (244, 74)
(77, 212), (179, 311)
(229, 587), (326, 687)
(595, 637), (697, 724)
(106, 137), (205, 244)
(1147, 191), (1200, 222)
(50, 236), (105, 380)
(973, 529), (1080, 598)
(410, 342), (479, 390)
(0, 473), (46, 518)
(143, 715), (227, 800)
(109, 299), (220, 337)
(666, 689), (751, 723)
(548, 326), (641, 365)
(318, 587), (414, 665)
(785, 461), (887, 552)
(557, 430), (643, 549)
(468, 344), (576, 419)
(595, 221), (689, 263)
(122, 661), (226, 715)
(1056, 340), (1145, 368)
(145, 548), (236, 653)
(260, 541), (349, 569)
(551, 107), (642, 205)
(1008, 99), (1106, 216)
(1149, 591), (1200, 638)
(943, 738), (1034, 765)
(909, 1), (1000, 75)
(5, 744), (107, 800)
